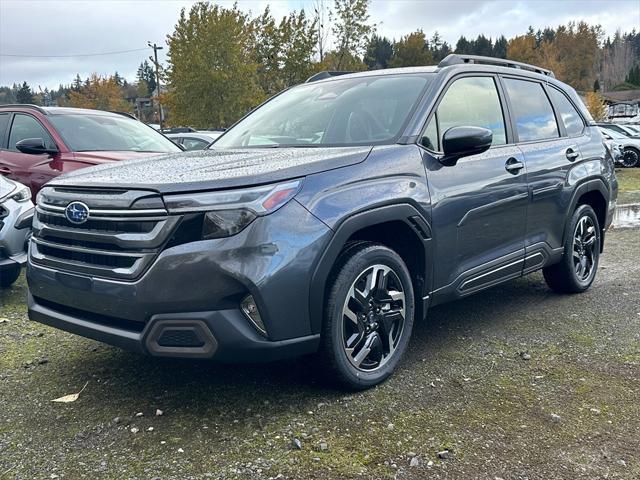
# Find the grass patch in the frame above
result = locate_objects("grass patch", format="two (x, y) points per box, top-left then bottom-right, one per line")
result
(616, 168), (640, 193)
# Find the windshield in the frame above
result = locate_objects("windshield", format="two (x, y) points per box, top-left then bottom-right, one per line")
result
(49, 114), (181, 153)
(214, 74), (432, 148)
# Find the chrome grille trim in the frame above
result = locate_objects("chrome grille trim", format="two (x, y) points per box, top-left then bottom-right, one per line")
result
(30, 189), (180, 281)
(38, 202), (167, 217)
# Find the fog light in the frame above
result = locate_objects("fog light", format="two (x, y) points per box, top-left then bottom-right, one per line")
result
(241, 295), (267, 337)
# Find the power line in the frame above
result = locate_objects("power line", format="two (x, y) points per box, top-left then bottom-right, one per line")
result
(0, 48), (149, 58)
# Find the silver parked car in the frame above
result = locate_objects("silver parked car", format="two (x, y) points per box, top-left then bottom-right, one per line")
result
(0, 176), (34, 287)
(166, 130), (224, 150)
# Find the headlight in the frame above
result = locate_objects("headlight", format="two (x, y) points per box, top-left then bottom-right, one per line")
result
(11, 184), (31, 203)
(164, 180), (302, 239)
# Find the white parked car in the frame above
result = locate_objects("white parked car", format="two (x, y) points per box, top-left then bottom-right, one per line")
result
(0, 176), (34, 287)
(164, 128), (224, 150)
(599, 127), (640, 168)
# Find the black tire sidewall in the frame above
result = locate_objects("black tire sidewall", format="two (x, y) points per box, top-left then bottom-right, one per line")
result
(623, 148), (639, 168)
(0, 265), (21, 288)
(324, 244), (415, 389)
(563, 205), (601, 291)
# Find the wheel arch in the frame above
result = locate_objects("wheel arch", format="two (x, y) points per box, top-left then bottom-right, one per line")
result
(309, 204), (433, 334)
(566, 178), (610, 253)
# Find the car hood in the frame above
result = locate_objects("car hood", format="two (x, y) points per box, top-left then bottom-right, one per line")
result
(49, 147), (373, 193)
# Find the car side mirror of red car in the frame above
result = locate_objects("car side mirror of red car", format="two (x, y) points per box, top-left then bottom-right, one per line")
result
(15, 138), (59, 156)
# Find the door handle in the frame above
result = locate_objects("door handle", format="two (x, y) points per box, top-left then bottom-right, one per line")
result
(0, 166), (11, 175)
(505, 157), (525, 174)
(566, 147), (580, 161)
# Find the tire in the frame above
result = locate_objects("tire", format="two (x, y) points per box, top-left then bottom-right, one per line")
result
(621, 147), (639, 168)
(543, 204), (600, 294)
(319, 242), (415, 390)
(0, 265), (21, 289)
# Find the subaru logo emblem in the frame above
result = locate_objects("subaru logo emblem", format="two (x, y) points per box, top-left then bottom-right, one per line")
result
(65, 201), (89, 224)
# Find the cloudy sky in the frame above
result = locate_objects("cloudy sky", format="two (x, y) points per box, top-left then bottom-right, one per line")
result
(1, 0), (638, 90)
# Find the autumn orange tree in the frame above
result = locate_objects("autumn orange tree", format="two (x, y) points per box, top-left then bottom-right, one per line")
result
(584, 91), (607, 120)
(67, 74), (131, 112)
(507, 22), (601, 91)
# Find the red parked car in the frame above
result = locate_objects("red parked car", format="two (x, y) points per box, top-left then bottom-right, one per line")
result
(0, 105), (181, 195)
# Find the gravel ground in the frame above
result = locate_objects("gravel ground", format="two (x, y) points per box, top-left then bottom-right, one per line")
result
(1, 228), (639, 480)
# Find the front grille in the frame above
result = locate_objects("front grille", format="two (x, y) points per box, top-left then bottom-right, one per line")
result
(30, 187), (182, 281)
(37, 212), (156, 234)
(38, 244), (138, 269)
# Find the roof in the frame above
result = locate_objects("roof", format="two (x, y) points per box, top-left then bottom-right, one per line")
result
(0, 104), (133, 117)
(304, 54), (556, 86)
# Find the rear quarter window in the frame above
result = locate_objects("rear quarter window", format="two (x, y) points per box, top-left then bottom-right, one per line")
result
(548, 87), (585, 137)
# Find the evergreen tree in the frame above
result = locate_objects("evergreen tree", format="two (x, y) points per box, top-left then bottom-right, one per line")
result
(493, 35), (508, 58)
(136, 61), (156, 96)
(473, 34), (493, 56)
(16, 82), (34, 103)
(455, 36), (471, 54)
(364, 34), (393, 69)
(72, 74), (82, 92)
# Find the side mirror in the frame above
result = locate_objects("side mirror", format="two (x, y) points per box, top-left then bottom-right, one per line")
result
(15, 138), (59, 155)
(440, 126), (493, 166)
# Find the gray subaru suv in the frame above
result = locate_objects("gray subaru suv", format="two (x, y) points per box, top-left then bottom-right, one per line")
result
(27, 55), (617, 389)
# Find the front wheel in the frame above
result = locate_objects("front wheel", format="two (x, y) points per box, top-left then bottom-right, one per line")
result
(621, 147), (639, 168)
(0, 265), (21, 288)
(319, 242), (415, 389)
(543, 204), (600, 293)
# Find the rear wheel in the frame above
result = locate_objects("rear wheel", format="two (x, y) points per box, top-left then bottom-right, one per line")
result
(543, 205), (600, 293)
(0, 265), (21, 288)
(621, 147), (639, 168)
(320, 242), (415, 389)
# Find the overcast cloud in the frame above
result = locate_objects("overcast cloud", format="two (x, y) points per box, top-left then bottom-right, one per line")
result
(0, 0), (638, 90)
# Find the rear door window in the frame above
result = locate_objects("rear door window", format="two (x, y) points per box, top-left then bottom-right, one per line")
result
(548, 87), (584, 137)
(503, 78), (559, 142)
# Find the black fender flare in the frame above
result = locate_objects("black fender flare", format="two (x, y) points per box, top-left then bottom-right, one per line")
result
(308, 203), (433, 334)
(564, 177), (611, 249)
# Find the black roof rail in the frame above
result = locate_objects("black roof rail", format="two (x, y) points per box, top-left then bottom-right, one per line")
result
(438, 54), (555, 78)
(306, 71), (354, 83)
(0, 103), (48, 114)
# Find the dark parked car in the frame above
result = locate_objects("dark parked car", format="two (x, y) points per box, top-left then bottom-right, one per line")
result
(27, 55), (617, 389)
(0, 106), (181, 195)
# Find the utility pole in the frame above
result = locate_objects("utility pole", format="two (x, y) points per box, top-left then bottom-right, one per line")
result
(148, 41), (164, 130)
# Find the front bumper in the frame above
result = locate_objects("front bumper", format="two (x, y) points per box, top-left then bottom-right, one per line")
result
(28, 293), (320, 361)
(27, 200), (330, 361)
